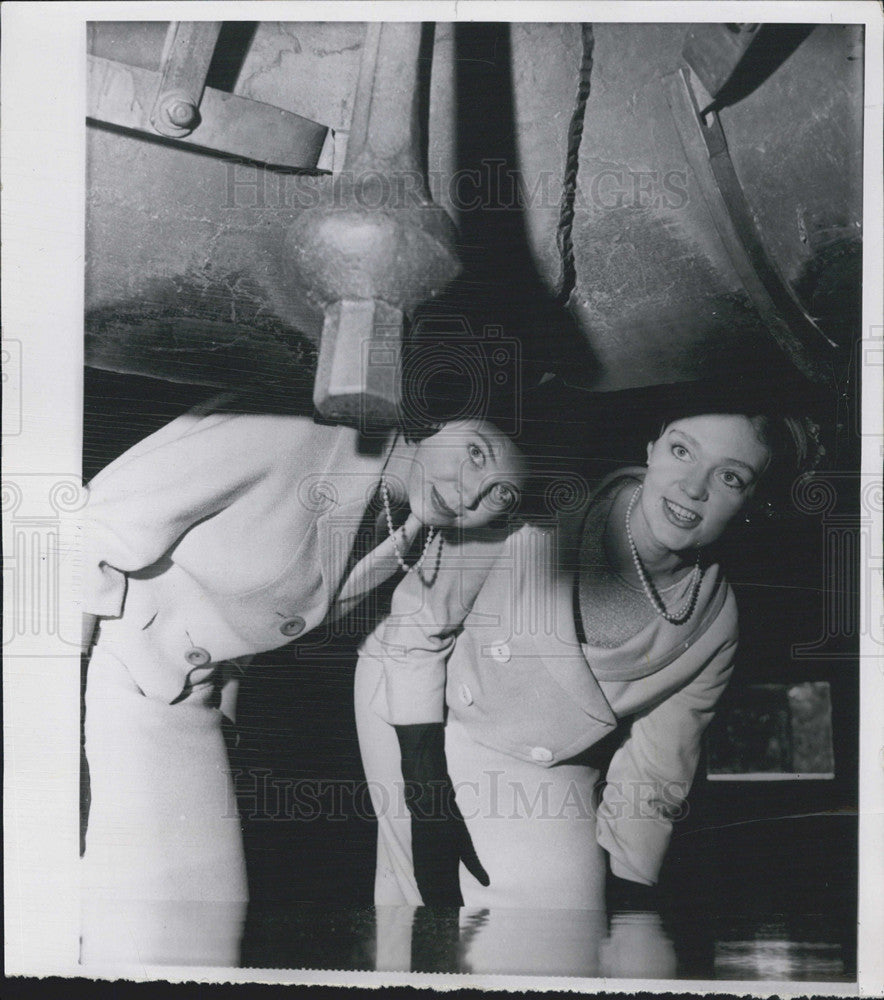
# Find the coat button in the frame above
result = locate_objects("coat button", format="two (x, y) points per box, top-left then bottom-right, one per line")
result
(458, 683), (474, 706)
(530, 746), (554, 763)
(490, 642), (511, 663)
(280, 616), (306, 637)
(185, 646), (211, 667)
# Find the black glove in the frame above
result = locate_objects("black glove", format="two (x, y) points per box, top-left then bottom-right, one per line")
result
(606, 871), (660, 912)
(395, 722), (490, 906)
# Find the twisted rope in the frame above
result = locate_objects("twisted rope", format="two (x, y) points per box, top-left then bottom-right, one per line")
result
(556, 23), (595, 307)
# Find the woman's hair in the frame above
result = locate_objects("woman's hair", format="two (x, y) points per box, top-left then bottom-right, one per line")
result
(398, 344), (587, 520)
(399, 343), (827, 518)
(654, 407), (825, 505)
(516, 378), (828, 519)
(398, 335), (522, 443)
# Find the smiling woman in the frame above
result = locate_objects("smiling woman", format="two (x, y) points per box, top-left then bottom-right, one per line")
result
(78, 359), (532, 966)
(332, 415), (530, 615)
(354, 398), (821, 937)
(642, 415), (773, 545)
(605, 414), (775, 627)
(402, 419), (527, 530)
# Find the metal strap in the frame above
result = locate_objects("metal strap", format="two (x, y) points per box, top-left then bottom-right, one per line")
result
(149, 22), (223, 138)
(664, 66), (838, 385)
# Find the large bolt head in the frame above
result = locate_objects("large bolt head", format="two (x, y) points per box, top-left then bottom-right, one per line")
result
(166, 99), (198, 129)
(151, 91), (200, 137)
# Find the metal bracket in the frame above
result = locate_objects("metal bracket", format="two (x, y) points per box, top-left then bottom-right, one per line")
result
(149, 22), (223, 138)
(88, 55), (328, 169)
(664, 66), (837, 384)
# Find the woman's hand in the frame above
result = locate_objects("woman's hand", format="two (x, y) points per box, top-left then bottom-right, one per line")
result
(395, 722), (490, 906)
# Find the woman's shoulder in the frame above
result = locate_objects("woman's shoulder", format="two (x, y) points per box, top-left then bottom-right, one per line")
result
(88, 395), (377, 493)
(565, 465), (645, 538)
(188, 396), (381, 463)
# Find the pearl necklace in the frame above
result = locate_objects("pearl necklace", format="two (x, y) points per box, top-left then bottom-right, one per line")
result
(625, 485), (702, 626)
(380, 476), (442, 579)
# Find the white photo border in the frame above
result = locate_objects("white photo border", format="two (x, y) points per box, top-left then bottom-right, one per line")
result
(3, 1), (882, 993)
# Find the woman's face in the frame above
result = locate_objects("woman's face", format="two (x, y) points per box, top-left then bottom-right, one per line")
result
(407, 418), (527, 530)
(640, 414), (772, 554)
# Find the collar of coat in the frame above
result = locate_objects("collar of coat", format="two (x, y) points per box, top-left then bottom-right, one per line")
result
(315, 428), (399, 606)
(515, 466), (733, 686)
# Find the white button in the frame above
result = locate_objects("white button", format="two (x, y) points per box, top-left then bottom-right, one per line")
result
(458, 683), (473, 706)
(490, 642), (511, 663)
(280, 616), (306, 637)
(530, 746), (553, 763)
(185, 646), (211, 667)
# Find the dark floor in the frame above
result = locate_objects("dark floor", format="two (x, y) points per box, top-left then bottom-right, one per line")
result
(227, 635), (857, 979)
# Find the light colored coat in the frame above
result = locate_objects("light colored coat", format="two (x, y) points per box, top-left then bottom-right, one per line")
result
(368, 469), (738, 885)
(84, 398), (395, 704)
